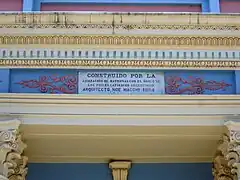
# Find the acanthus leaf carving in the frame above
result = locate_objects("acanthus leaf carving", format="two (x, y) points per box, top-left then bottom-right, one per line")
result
(213, 121), (240, 180)
(212, 154), (233, 180)
(0, 119), (28, 180)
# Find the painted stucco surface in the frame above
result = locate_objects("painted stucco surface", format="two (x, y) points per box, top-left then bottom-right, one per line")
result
(220, 0), (240, 13)
(27, 163), (213, 180)
(1, 0), (239, 13)
(41, 3), (201, 12)
(0, 0), (23, 11)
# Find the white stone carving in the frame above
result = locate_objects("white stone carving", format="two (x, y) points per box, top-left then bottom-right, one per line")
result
(0, 119), (28, 180)
(109, 161), (131, 180)
(213, 121), (240, 180)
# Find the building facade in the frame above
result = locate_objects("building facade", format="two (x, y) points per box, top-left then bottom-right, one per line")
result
(0, 1), (240, 180)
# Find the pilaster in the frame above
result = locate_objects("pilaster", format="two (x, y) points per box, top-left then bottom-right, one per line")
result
(213, 121), (240, 180)
(209, 0), (220, 13)
(0, 119), (28, 180)
(22, 0), (34, 12)
(235, 71), (240, 95)
(0, 70), (9, 93)
(109, 161), (131, 180)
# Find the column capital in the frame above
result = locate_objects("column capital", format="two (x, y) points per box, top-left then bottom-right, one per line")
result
(0, 118), (28, 180)
(109, 161), (131, 180)
(213, 121), (240, 180)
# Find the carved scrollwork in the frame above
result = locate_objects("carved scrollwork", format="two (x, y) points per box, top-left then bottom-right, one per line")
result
(0, 130), (17, 142)
(213, 155), (233, 180)
(229, 130), (240, 143)
(0, 119), (27, 180)
(213, 121), (240, 180)
(6, 153), (28, 180)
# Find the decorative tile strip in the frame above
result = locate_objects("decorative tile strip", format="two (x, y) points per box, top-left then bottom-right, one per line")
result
(0, 59), (239, 69)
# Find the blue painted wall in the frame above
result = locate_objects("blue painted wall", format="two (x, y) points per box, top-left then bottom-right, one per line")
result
(0, 69), (9, 93)
(22, 0), (218, 12)
(235, 71), (240, 94)
(27, 163), (213, 180)
(27, 163), (112, 180)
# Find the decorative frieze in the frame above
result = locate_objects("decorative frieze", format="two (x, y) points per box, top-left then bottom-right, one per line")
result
(4, 69), (233, 95)
(0, 119), (28, 180)
(213, 121), (240, 180)
(0, 35), (239, 47)
(109, 161), (131, 180)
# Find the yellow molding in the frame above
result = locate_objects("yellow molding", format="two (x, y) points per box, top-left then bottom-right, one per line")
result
(1, 93), (239, 99)
(0, 44), (239, 50)
(0, 35), (239, 47)
(0, 13), (239, 28)
(1, 24), (239, 31)
(27, 156), (214, 163)
(0, 93), (240, 105)
(0, 59), (239, 70)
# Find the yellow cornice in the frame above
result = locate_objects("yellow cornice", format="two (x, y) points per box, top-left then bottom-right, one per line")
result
(0, 13), (238, 50)
(0, 58), (239, 70)
(0, 13), (239, 29)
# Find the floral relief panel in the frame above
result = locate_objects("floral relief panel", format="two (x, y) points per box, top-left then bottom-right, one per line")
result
(164, 71), (235, 95)
(10, 69), (78, 94)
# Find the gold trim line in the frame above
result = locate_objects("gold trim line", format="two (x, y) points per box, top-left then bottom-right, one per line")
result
(0, 59), (239, 69)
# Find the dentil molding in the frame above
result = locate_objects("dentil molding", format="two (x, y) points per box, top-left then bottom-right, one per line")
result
(109, 161), (131, 180)
(0, 119), (28, 180)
